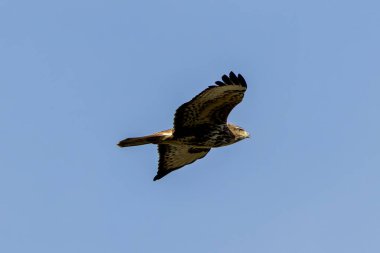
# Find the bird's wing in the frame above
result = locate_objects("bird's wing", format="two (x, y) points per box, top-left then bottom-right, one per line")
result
(173, 72), (247, 136)
(154, 144), (210, 181)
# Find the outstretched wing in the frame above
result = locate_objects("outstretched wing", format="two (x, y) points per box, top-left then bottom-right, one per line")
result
(173, 72), (247, 135)
(154, 144), (210, 181)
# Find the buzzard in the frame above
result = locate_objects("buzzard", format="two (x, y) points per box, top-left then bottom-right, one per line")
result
(118, 71), (250, 181)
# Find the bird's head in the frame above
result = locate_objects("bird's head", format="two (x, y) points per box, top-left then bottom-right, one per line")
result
(228, 123), (250, 141)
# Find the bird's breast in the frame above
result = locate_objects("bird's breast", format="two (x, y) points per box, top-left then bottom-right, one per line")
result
(172, 125), (236, 148)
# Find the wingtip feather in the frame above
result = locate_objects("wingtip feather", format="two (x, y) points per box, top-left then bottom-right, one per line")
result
(216, 72), (247, 88)
(222, 74), (232, 85)
(229, 72), (238, 83)
(237, 74), (247, 87)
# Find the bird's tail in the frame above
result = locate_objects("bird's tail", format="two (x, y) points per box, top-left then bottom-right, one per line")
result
(117, 129), (173, 147)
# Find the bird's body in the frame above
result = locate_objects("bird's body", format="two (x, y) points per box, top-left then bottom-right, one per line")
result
(118, 72), (250, 181)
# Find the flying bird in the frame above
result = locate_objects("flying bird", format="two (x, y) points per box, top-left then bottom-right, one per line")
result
(118, 71), (250, 181)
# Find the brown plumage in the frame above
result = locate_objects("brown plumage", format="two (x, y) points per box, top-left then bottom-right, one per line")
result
(118, 71), (250, 181)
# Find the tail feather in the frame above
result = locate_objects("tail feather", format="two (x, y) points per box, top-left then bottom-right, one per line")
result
(118, 136), (152, 147)
(118, 129), (173, 147)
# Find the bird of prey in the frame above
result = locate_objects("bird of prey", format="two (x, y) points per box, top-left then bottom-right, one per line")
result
(118, 71), (250, 181)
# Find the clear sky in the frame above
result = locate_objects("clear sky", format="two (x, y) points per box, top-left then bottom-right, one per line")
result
(1, 0), (379, 252)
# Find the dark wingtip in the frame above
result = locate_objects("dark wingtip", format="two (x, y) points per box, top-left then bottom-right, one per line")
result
(215, 81), (225, 86)
(229, 71), (238, 83)
(237, 74), (247, 87)
(215, 72), (247, 88)
(221, 74), (232, 85)
(153, 173), (164, 181)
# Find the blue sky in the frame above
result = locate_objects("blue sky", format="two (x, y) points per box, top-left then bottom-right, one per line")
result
(1, 0), (379, 252)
